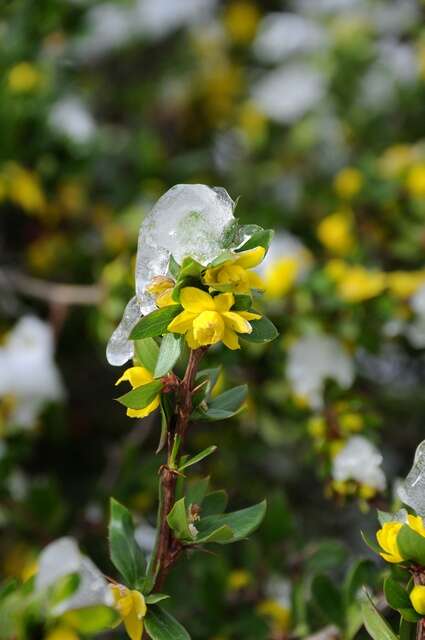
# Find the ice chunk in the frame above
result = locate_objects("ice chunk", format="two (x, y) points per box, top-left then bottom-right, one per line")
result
(332, 436), (386, 491)
(107, 184), (236, 366)
(106, 296), (142, 366)
(286, 334), (354, 409)
(36, 537), (113, 615)
(398, 440), (425, 516)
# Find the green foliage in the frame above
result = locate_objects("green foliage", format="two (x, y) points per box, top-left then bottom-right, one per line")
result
(144, 605), (191, 640)
(109, 498), (146, 589)
(130, 306), (182, 339)
(117, 379), (163, 410)
(154, 334), (183, 377)
(361, 594), (398, 640)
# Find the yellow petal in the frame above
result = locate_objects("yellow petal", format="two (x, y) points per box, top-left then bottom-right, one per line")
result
(192, 311), (225, 345)
(167, 310), (196, 334)
(222, 328), (240, 350)
(127, 396), (160, 418)
(248, 271), (265, 290)
(239, 311), (261, 321)
(213, 292), (234, 312)
(131, 591), (147, 618)
(180, 287), (215, 312)
(156, 289), (175, 308)
(116, 367), (154, 389)
(234, 246), (266, 269)
(123, 610), (144, 640)
(222, 311), (252, 334)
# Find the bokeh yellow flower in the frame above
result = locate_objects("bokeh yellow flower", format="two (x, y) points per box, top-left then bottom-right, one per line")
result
(7, 62), (43, 93)
(386, 271), (425, 299)
(111, 585), (147, 640)
(44, 627), (79, 640)
(317, 211), (354, 255)
(329, 264), (385, 303)
(223, 1), (260, 44)
(333, 167), (363, 199)
(115, 367), (160, 418)
(168, 287), (260, 350)
(263, 257), (299, 299)
(5, 163), (46, 214)
(257, 599), (290, 633)
(203, 246), (265, 294)
(227, 569), (252, 591)
(406, 164), (425, 198)
(379, 144), (414, 178)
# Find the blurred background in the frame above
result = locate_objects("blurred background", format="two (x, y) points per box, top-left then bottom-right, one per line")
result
(2, 0), (425, 638)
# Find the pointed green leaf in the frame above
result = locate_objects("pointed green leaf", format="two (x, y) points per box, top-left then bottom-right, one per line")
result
(154, 334), (183, 377)
(202, 490), (228, 516)
(109, 498), (146, 587)
(400, 618), (415, 640)
(197, 500), (266, 544)
(63, 606), (118, 633)
(361, 593), (398, 640)
(195, 524), (234, 544)
(361, 530), (382, 554)
(117, 380), (162, 410)
(236, 228), (274, 252)
(130, 306), (182, 340)
(194, 385), (247, 421)
(311, 574), (345, 628)
(178, 446), (218, 472)
(384, 576), (411, 611)
(134, 338), (160, 373)
(344, 559), (376, 603)
(145, 594), (170, 605)
(397, 524), (425, 565)
(185, 476), (210, 506)
(145, 605), (191, 640)
(167, 498), (193, 541)
(241, 316), (278, 343)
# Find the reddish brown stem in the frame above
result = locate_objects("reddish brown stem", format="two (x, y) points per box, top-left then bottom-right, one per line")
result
(151, 347), (207, 592)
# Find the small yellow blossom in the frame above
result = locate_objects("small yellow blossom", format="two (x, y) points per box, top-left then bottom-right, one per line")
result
(238, 102), (267, 143)
(223, 1), (260, 43)
(111, 585), (147, 640)
(334, 167), (363, 199)
(116, 367), (160, 418)
(45, 626), (80, 640)
(406, 164), (425, 199)
(330, 480), (357, 497)
(410, 585), (425, 615)
(358, 484), (377, 500)
(324, 259), (348, 282)
(147, 276), (175, 308)
(386, 271), (425, 299)
(8, 62), (43, 93)
(168, 287), (260, 350)
(6, 163), (46, 214)
(329, 440), (345, 458)
(264, 257), (299, 299)
(203, 246), (265, 294)
(257, 599), (290, 633)
(379, 144), (414, 178)
(376, 515), (425, 564)
(317, 211), (354, 255)
(308, 416), (326, 439)
(336, 266), (386, 303)
(227, 569), (252, 591)
(340, 413), (363, 433)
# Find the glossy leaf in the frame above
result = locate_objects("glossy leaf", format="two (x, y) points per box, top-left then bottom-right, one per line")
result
(194, 385), (247, 421)
(167, 498), (192, 541)
(134, 338), (160, 373)
(202, 490), (228, 516)
(145, 605), (191, 640)
(130, 306), (182, 340)
(197, 500), (266, 544)
(384, 576), (411, 611)
(397, 524), (425, 565)
(178, 446), (217, 472)
(311, 574), (345, 628)
(154, 333), (182, 377)
(241, 316), (278, 343)
(63, 606), (118, 633)
(237, 227), (274, 252)
(361, 593), (398, 640)
(109, 498), (146, 587)
(117, 380), (162, 410)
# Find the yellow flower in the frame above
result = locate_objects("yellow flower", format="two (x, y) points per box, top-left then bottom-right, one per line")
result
(227, 569), (252, 591)
(238, 102), (267, 143)
(147, 276), (175, 308)
(317, 211), (354, 255)
(386, 271), (425, 299)
(410, 585), (425, 615)
(167, 287), (261, 350)
(406, 164), (425, 198)
(257, 599), (290, 633)
(340, 413), (363, 433)
(223, 1), (260, 44)
(44, 626), (80, 640)
(377, 515), (425, 564)
(358, 484), (377, 500)
(263, 257), (299, 299)
(111, 585), (147, 640)
(116, 367), (160, 418)
(337, 266), (386, 303)
(6, 163), (46, 214)
(379, 144), (414, 178)
(203, 246), (265, 294)
(333, 167), (363, 199)
(8, 62), (43, 93)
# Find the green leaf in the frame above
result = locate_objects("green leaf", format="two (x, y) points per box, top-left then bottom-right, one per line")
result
(185, 476), (210, 506)
(400, 618), (415, 640)
(145, 594), (170, 605)
(134, 338), (160, 373)
(400, 608), (421, 622)
(202, 490), (228, 516)
(384, 576), (411, 611)
(145, 605), (191, 640)
(397, 524), (425, 565)
(344, 559), (376, 603)
(117, 380), (163, 410)
(167, 498), (193, 541)
(109, 498), (146, 587)
(241, 316), (278, 343)
(194, 385), (247, 421)
(179, 257), (203, 279)
(49, 573), (80, 608)
(237, 228), (274, 252)
(196, 367), (221, 391)
(63, 606), (118, 633)
(196, 525), (234, 544)
(178, 446), (218, 472)
(169, 255), (181, 279)
(154, 334), (183, 377)
(361, 530), (382, 554)
(306, 540), (348, 573)
(233, 294), (253, 310)
(311, 574), (345, 628)
(361, 593), (398, 640)
(130, 306), (182, 340)
(197, 500), (266, 544)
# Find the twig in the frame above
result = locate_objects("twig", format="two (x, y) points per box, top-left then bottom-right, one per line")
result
(0, 268), (103, 306)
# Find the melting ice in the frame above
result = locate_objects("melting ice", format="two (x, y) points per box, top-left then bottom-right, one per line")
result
(107, 184), (237, 366)
(398, 440), (425, 516)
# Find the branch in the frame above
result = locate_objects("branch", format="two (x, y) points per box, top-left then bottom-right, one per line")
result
(0, 268), (103, 306)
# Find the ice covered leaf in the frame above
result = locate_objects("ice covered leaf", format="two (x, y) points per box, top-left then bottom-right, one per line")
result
(398, 440), (425, 516)
(35, 537), (113, 616)
(107, 184), (237, 366)
(135, 184), (236, 314)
